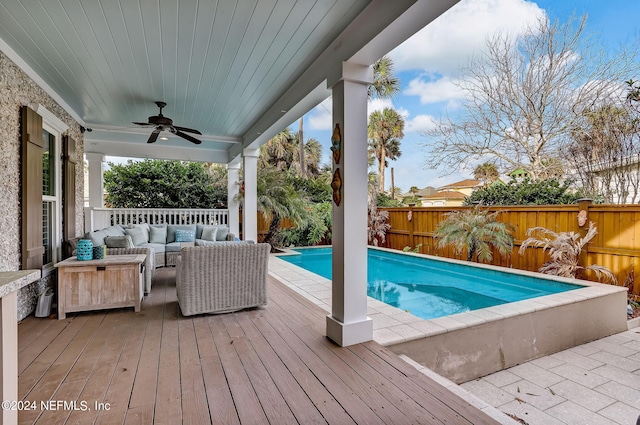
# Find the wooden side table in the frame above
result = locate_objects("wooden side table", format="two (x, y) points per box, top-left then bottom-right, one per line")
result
(54, 254), (146, 319)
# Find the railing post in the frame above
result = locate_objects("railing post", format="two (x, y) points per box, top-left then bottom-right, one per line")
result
(84, 207), (94, 233)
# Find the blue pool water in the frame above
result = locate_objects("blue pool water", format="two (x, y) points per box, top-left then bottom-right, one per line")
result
(281, 247), (581, 320)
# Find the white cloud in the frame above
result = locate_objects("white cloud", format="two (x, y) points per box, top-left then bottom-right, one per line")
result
(391, 0), (546, 75)
(405, 114), (438, 133)
(307, 98), (332, 130)
(404, 75), (465, 105)
(367, 98), (394, 114)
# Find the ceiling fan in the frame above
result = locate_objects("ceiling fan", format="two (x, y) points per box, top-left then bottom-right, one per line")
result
(133, 101), (202, 144)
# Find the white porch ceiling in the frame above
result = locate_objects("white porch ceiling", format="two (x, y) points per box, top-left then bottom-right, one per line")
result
(0, 0), (459, 163)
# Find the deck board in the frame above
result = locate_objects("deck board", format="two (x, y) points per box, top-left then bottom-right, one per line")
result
(17, 267), (500, 424)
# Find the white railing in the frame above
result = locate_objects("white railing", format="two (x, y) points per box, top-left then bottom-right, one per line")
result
(84, 207), (229, 233)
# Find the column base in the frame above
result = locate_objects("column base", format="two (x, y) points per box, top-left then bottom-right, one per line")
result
(326, 315), (373, 347)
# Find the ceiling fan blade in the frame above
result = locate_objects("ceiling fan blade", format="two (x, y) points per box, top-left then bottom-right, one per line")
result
(133, 121), (153, 126)
(147, 129), (161, 144)
(173, 125), (202, 135)
(175, 130), (202, 145)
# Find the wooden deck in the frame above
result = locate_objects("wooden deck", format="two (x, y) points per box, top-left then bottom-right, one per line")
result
(17, 268), (500, 424)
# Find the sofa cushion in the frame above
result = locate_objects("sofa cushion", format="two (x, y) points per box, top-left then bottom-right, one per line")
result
(149, 225), (167, 244)
(131, 223), (151, 243)
(214, 226), (229, 241)
(195, 224), (207, 239)
(175, 229), (196, 242)
(167, 224), (197, 243)
(85, 229), (108, 246)
(104, 235), (135, 248)
(138, 242), (166, 253)
(125, 226), (147, 246)
(103, 225), (127, 237)
(195, 240), (254, 246)
(165, 242), (183, 252)
(196, 225), (230, 241)
(201, 227), (218, 241)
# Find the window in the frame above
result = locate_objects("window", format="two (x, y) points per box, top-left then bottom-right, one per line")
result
(42, 128), (57, 266)
(36, 103), (68, 273)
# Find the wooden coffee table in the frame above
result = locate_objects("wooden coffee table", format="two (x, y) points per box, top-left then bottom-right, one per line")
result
(54, 254), (146, 319)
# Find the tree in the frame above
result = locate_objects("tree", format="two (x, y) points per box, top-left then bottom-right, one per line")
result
(464, 177), (582, 206)
(568, 104), (640, 203)
(259, 128), (297, 171)
(298, 117), (305, 176)
(473, 163), (500, 187)
(104, 159), (227, 208)
(277, 201), (332, 247)
(368, 107), (405, 192)
(368, 55), (400, 99)
(254, 166), (309, 247)
(519, 222), (616, 283)
(368, 177), (391, 246)
(422, 16), (637, 180)
(260, 128), (323, 177)
(435, 206), (514, 263)
(297, 137), (323, 177)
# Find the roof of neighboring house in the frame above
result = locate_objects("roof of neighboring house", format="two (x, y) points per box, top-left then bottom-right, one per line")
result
(416, 186), (438, 196)
(422, 190), (466, 200)
(438, 179), (481, 190)
(508, 168), (530, 177)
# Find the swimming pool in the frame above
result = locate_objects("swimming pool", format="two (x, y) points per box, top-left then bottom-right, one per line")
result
(273, 246), (628, 383)
(281, 247), (581, 320)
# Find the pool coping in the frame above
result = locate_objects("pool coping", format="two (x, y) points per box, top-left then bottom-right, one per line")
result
(270, 246), (628, 347)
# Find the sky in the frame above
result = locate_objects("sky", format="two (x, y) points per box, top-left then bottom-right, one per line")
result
(299, 0), (640, 194)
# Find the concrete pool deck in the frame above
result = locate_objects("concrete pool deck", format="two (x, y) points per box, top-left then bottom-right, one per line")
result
(269, 251), (636, 424)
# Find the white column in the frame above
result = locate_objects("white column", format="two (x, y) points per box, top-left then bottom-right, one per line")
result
(326, 62), (373, 347)
(227, 161), (241, 238)
(85, 153), (105, 208)
(0, 292), (17, 425)
(242, 149), (259, 242)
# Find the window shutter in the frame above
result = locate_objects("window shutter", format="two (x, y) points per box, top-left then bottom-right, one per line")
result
(21, 106), (45, 270)
(63, 135), (77, 259)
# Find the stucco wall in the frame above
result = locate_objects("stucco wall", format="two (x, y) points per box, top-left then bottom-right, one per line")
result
(0, 51), (85, 319)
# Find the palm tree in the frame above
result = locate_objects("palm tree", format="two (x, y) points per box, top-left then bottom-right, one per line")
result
(473, 163), (500, 187)
(518, 222), (616, 283)
(297, 117), (305, 176)
(259, 128), (297, 171)
(368, 55), (400, 99)
(435, 206), (514, 262)
(294, 136), (323, 177)
(368, 107), (405, 192)
(254, 166), (309, 248)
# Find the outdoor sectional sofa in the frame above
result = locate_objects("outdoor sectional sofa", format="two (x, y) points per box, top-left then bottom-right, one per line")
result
(76, 223), (237, 294)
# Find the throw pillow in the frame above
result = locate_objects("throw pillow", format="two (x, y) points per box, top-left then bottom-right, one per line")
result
(133, 223), (150, 243)
(175, 229), (196, 242)
(104, 235), (135, 248)
(124, 226), (147, 246)
(149, 225), (167, 244)
(214, 226), (229, 241)
(201, 227), (218, 241)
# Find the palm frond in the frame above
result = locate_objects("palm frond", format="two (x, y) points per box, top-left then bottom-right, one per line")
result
(520, 221), (616, 283)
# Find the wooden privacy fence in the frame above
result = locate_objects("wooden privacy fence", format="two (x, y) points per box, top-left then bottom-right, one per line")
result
(380, 200), (640, 295)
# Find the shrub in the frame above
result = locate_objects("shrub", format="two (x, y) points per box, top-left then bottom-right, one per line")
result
(518, 222), (616, 283)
